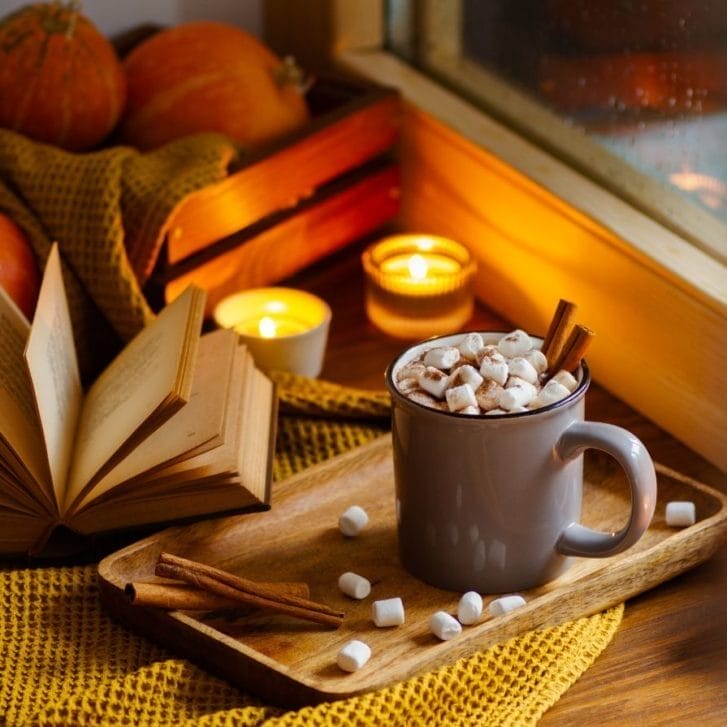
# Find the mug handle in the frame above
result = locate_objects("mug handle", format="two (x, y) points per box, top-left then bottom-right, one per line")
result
(554, 421), (657, 557)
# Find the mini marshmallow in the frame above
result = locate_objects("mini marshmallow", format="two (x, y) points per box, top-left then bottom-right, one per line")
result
(507, 357), (539, 385)
(406, 390), (447, 410)
(457, 332), (485, 361)
(522, 349), (548, 374)
(338, 572), (371, 600)
(485, 408), (507, 416)
(396, 377), (419, 394)
(418, 366), (450, 399)
(449, 364), (484, 391)
(499, 379), (538, 410)
(532, 379), (570, 407)
(457, 591), (483, 625)
(372, 597), (405, 627)
(665, 501), (696, 527)
(551, 369), (578, 392)
(423, 346), (460, 370)
(396, 362), (426, 382)
(479, 354), (509, 386)
(429, 611), (462, 641)
(497, 329), (532, 358)
(446, 383), (477, 412)
(337, 640), (371, 672)
(460, 405), (480, 415)
(475, 379), (504, 411)
(339, 505), (369, 536)
(489, 595), (526, 616)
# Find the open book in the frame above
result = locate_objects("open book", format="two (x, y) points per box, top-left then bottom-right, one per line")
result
(0, 244), (276, 556)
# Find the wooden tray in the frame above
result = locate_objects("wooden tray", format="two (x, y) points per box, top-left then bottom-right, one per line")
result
(98, 435), (727, 707)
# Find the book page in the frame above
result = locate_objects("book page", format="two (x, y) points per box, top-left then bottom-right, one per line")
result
(0, 284), (52, 510)
(24, 244), (82, 509)
(64, 286), (205, 509)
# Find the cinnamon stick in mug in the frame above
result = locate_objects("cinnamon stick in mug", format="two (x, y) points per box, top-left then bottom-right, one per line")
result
(548, 324), (595, 376)
(541, 299), (577, 362)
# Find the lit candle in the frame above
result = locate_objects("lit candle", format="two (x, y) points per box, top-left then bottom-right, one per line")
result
(361, 234), (476, 339)
(213, 288), (331, 376)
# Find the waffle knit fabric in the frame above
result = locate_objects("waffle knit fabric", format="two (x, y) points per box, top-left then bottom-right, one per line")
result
(0, 374), (623, 726)
(0, 129), (239, 380)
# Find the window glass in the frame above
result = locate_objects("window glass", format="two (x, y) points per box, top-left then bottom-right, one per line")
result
(387, 0), (727, 231)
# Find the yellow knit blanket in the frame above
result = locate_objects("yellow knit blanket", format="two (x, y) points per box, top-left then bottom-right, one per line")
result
(0, 374), (622, 726)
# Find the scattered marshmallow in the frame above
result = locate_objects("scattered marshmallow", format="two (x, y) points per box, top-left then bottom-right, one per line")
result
(339, 505), (369, 537)
(449, 364), (484, 390)
(475, 379), (503, 411)
(457, 332), (485, 361)
(489, 595), (526, 616)
(418, 366), (450, 399)
(479, 354), (509, 386)
(497, 329), (532, 358)
(424, 346), (460, 370)
(457, 591), (483, 625)
(507, 357), (538, 385)
(337, 640), (371, 672)
(406, 390), (447, 410)
(665, 501), (696, 527)
(485, 408), (507, 416)
(372, 597), (405, 627)
(532, 379), (570, 408)
(522, 349), (548, 374)
(460, 405), (480, 415)
(429, 611), (462, 641)
(338, 572), (371, 600)
(396, 377), (419, 394)
(396, 362), (426, 382)
(499, 379), (538, 410)
(551, 369), (578, 392)
(446, 383), (478, 412)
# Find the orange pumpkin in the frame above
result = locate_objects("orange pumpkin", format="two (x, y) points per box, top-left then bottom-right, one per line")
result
(120, 22), (310, 151)
(0, 2), (126, 151)
(0, 212), (40, 320)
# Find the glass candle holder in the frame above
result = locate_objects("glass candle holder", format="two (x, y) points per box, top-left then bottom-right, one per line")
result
(361, 234), (476, 339)
(213, 287), (331, 377)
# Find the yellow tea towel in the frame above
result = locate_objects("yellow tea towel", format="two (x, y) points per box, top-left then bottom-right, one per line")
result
(0, 129), (239, 378)
(0, 376), (623, 726)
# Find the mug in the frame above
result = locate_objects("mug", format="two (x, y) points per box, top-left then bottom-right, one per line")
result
(385, 332), (657, 593)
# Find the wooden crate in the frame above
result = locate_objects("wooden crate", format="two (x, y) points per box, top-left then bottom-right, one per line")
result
(146, 75), (401, 315)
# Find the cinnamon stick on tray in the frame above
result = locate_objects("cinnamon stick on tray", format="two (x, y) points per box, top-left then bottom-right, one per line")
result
(541, 299), (577, 363)
(125, 580), (310, 611)
(154, 552), (345, 628)
(547, 324), (595, 377)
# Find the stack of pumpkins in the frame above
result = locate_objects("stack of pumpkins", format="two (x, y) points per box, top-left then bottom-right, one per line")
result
(0, 0), (311, 317)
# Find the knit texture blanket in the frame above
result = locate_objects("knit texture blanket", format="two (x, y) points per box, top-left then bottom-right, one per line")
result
(0, 374), (622, 726)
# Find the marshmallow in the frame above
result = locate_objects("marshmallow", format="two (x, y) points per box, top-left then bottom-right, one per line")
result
(423, 346), (460, 370)
(507, 357), (539, 385)
(532, 379), (570, 408)
(457, 591), (483, 625)
(396, 362), (426, 382)
(460, 405), (480, 415)
(475, 379), (504, 411)
(489, 595), (526, 616)
(551, 369), (578, 392)
(406, 390), (447, 410)
(372, 597), (405, 627)
(446, 383), (478, 412)
(497, 329), (532, 358)
(479, 354), (509, 386)
(499, 379), (538, 410)
(418, 366), (450, 399)
(338, 572), (371, 599)
(457, 333), (485, 361)
(396, 377), (419, 394)
(485, 408), (507, 416)
(665, 501), (696, 527)
(429, 611), (462, 641)
(337, 640), (371, 672)
(522, 349), (548, 374)
(339, 505), (369, 536)
(449, 364), (484, 391)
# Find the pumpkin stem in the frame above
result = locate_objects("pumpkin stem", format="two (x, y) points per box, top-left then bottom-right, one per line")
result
(274, 56), (314, 96)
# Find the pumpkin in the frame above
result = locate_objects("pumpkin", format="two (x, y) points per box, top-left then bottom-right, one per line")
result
(0, 2), (126, 151)
(120, 22), (310, 151)
(0, 212), (41, 320)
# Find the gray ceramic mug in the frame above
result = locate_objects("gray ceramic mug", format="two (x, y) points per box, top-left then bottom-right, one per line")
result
(386, 332), (658, 593)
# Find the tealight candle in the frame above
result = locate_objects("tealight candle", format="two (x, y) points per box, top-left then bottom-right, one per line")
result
(213, 287), (331, 376)
(361, 234), (476, 339)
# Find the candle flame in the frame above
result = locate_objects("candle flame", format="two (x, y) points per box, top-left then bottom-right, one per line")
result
(258, 316), (277, 338)
(408, 254), (429, 280)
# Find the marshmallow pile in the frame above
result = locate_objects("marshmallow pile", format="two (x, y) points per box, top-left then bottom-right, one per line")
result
(395, 330), (580, 415)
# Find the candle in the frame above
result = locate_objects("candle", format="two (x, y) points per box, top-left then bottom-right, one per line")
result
(213, 288), (331, 377)
(361, 234), (476, 339)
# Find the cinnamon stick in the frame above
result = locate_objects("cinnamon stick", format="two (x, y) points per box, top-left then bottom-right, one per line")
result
(155, 552), (344, 628)
(547, 324), (594, 376)
(541, 299), (577, 363)
(125, 580), (310, 610)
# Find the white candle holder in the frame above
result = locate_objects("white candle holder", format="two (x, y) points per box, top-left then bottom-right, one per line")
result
(361, 234), (476, 339)
(213, 287), (331, 377)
